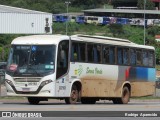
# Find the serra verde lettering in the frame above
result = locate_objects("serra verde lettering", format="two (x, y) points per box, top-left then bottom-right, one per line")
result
(86, 67), (102, 74)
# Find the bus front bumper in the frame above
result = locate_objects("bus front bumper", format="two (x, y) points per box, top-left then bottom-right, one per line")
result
(5, 80), (54, 97)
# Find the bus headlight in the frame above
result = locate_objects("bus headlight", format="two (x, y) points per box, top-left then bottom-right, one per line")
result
(40, 80), (52, 87)
(5, 80), (14, 86)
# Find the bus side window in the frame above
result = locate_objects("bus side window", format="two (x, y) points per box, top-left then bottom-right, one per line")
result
(71, 42), (78, 61)
(87, 44), (94, 63)
(123, 48), (129, 65)
(142, 50), (148, 66)
(109, 46), (115, 64)
(117, 48), (123, 65)
(148, 51), (154, 67)
(103, 46), (109, 64)
(56, 40), (69, 79)
(93, 44), (101, 63)
(130, 49), (136, 66)
(136, 49), (142, 66)
(71, 42), (86, 62)
(79, 43), (86, 62)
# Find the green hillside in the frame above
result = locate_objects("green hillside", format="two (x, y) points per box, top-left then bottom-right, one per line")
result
(0, 0), (160, 62)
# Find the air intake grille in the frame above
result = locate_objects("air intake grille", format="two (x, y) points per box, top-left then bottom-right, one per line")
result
(14, 77), (41, 82)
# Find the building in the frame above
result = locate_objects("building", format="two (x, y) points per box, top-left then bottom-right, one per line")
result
(111, 0), (160, 10)
(0, 4), (52, 34)
(151, 0), (160, 9)
(83, 9), (160, 19)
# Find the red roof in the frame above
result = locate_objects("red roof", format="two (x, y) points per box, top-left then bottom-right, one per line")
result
(155, 35), (160, 38)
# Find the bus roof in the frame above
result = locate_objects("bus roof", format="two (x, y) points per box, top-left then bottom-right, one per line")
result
(11, 34), (155, 50)
(71, 34), (155, 50)
(11, 35), (69, 45)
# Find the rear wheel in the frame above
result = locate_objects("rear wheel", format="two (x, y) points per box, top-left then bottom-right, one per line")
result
(112, 86), (130, 104)
(121, 86), (130, 104)
(28, 97), (40, 105)
(65, 85), (79, 104)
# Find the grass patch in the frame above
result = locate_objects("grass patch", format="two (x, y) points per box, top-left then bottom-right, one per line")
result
(131, 96), (160, 100)
(156, 65), (160, 70)
(0, 96), (26, 100)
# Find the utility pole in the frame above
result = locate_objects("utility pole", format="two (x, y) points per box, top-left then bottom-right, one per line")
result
(65, 1), (71, 35)
(144, 0), (146, 45)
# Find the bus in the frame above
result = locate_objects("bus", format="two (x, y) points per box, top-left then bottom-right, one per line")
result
(70, 16), (76, 22)
(76, 16), (85, 24)
(5, 34), (156, 104)
(84, 16), (100, 24)
(99, 17), (110, 25)
(116, 18), (129, 25)
(53, 15), (68, 22)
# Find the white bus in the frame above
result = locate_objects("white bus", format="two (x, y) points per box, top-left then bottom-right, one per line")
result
(5, 34), (156, 104)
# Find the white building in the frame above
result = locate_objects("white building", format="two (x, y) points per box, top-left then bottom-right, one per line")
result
(0, 4), (52, 34)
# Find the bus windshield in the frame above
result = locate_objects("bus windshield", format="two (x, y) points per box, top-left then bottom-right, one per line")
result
(6, 45), (56, 77)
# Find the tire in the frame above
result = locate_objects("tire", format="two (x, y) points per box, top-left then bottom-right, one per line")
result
(28, 97), (40, 105)
(112, 86), (130, 104)
(81, 98), (96, 104)
(65, 84), (79, 104)
(121, 86), (130, 104)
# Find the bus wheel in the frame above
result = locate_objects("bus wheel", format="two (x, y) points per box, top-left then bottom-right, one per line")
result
(121, 86), (130, 104)
(81, 98), (96, 104)
(65, 84), (79, 104)
(28, 97), (40, 105)
(112, 86), (130, 104)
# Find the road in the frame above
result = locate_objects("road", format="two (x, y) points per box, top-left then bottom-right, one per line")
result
(0, 85), (160, 119)
(0, 99), (160, 120)
(0, 100), (160, 111)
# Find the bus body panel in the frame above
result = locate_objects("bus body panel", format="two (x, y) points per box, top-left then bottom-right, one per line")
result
(55, 75), (71, 97)
(131, 81), (155, 97)
(69, 62), (155, 97)
(69, 62), (121, 97)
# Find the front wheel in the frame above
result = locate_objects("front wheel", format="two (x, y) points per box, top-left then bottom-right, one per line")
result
(65, 85), (79, 104)
(28, 97), (40, 105)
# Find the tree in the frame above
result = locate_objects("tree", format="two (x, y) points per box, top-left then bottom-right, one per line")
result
(137, 0), (155, 10)
(108, 24), (124, 37)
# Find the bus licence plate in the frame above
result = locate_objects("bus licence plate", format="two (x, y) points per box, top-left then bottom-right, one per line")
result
(22, 88), (30, 92)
